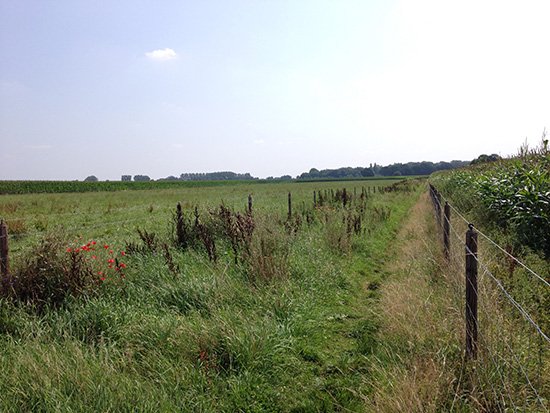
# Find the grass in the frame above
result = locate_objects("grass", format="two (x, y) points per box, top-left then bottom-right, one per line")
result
(0, 178), (428, 411)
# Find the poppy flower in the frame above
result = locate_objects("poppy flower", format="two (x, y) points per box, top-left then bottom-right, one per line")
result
(66, 248), (73, 252)
(121, 251), (126, 256)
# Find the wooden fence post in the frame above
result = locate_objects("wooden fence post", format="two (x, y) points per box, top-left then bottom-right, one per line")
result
(443, 202), (450, 260)
(248, 195), (252, 214)
(465, 224), (478, 359)
(313, 190), (317, 207)
(288, 192), (292, 219)
(0, 219), (9, 277)
(435, 190), (442, 228)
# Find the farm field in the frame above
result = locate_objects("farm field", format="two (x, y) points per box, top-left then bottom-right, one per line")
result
(0, 178), (446, 411)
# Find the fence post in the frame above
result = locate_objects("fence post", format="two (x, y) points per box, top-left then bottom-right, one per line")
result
(0, 219), (9, 277)
(443, 202), (450, 260)
(465, 224), (478, 359)
(288, 192), (292, 219)
(313, 190), (317, 207)
(435, 190), (442, 228)
(248, 195), (252, 215)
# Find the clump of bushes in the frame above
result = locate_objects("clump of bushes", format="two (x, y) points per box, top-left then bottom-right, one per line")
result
(1, 232), (101, 310)
(1, 231), (130, 310)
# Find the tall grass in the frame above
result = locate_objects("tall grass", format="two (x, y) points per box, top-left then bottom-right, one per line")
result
(0, 179), (424, 410)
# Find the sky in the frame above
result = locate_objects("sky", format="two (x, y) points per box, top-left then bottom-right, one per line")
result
(1, 0), (549, 181)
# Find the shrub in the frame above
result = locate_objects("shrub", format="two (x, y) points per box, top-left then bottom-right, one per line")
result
(1, 232), (101, 310)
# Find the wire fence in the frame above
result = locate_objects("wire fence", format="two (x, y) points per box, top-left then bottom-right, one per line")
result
(430, 184), (550, 411)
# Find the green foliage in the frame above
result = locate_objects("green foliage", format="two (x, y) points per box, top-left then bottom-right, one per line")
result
(432, 138), (550, 256)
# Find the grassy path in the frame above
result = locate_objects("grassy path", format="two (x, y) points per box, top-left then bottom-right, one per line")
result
(364, 190), (469, 411)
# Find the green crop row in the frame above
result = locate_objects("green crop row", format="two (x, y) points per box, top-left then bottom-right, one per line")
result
(432, 138), (550, 257)
(0, 180), (259, 195)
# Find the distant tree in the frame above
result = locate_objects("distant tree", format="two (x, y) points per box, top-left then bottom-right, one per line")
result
(360, 167), (374, 177)
(121, 175), (131, 181)
(133, 175), (151, 181)
(470, 154), (501, 165)
(84, 175), (98, 182)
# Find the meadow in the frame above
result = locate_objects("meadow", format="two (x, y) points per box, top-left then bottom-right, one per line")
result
(1, 178), (432, 411)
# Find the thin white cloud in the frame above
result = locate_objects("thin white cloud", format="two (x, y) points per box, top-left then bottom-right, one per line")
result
(146, 48), (178, 61)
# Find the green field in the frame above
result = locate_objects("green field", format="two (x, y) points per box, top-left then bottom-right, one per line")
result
(0, 178), (432, 411)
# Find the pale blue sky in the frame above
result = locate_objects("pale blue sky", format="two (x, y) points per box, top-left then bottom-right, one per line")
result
(1, 0), (549, 180)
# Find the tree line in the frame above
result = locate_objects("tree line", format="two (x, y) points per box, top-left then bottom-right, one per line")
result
(113, 160), (471, 183)
(297, 160), (469, 179)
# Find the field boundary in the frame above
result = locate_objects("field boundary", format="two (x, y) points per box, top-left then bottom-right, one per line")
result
(429, 183), (549, 411)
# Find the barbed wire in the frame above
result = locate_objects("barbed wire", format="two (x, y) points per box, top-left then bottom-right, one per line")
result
(430, 185), (549, 293)
(474, 227), (550, 290)
(430, 183), (549, 410)
(464, 254), (548, 411)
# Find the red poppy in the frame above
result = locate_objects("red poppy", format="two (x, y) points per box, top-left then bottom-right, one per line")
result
(104, 245), (109, 249)
(66, 248), (73, 252)
(121, 251), (126, 256)
(107, 259), (115, 263)
(92, 241), (97, 245)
